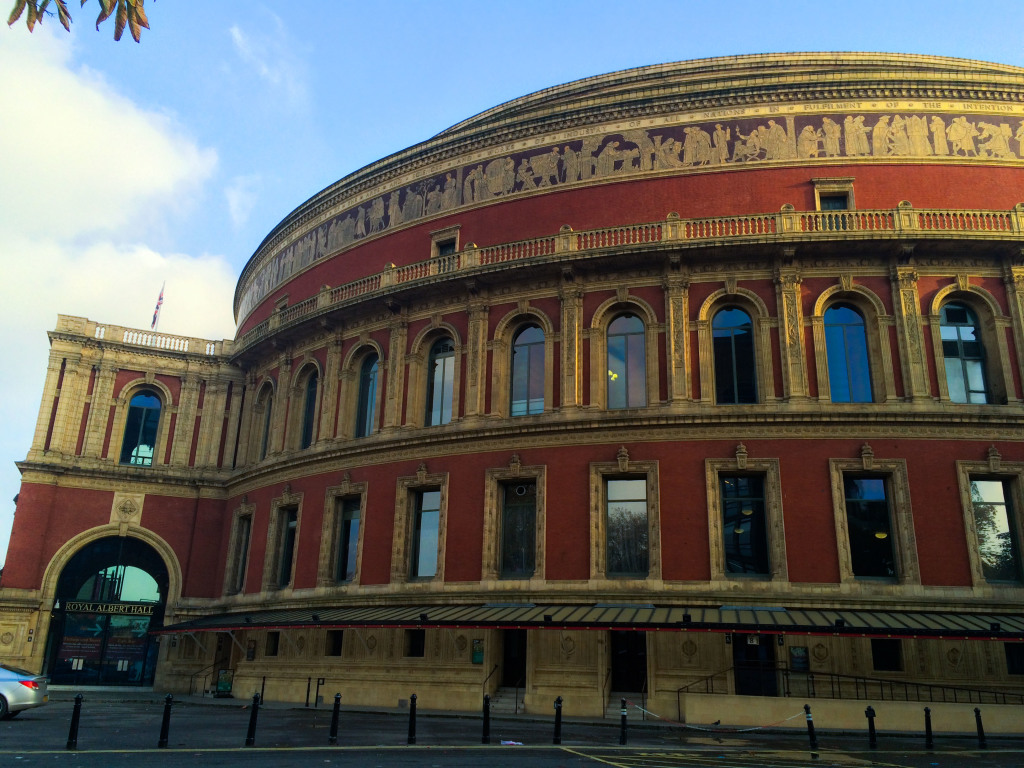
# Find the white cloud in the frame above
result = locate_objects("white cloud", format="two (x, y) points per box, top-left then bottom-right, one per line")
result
(225, 174), (263, 228)
(0, 31), (217, 240)
(228, 15), (309, 108)
(0, 29), (235, 565)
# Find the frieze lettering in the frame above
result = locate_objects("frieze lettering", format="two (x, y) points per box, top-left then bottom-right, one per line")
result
(238, 109), (1024, 322)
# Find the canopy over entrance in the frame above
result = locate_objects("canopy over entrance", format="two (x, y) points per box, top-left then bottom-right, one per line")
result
(157, 603), (1024, 640)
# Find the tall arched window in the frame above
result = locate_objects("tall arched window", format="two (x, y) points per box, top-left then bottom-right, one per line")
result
(713, 307), (757, 404)
(511, 325), (544, 416)
(119, 390), (161, 466)
(607, 314), (646, 409)
(941, 302), (988, 403)
(355, 353), (379, 437)
(425, 338), (455, 426)
(825, 304), (873, 402)
(299, 369), (319, 449)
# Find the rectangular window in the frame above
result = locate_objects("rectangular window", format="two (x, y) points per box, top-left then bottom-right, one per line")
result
(335, 497), (361, 583)
(844, 476), (897, 578)
(411, 490), (440, 579)
(278, 506), (298, 588)
(969, 478), (1021, 582)
(405, 629), (426, 658)
(266, 631), (280, 657)
(606, 478), (649, 577)
(325, 630), (344, 657)
(818, 194), (849, 210)
(871, 639), (902, 672)
(500, 481), (536, 578)
(1005, 643), (1024, 675)
(720, 475), (769, 575)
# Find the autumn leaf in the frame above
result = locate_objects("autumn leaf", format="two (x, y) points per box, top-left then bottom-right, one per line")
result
(6, 0), (27, 27)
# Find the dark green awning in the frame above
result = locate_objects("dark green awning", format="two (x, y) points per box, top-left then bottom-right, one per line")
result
(155, 603), (1024, 640)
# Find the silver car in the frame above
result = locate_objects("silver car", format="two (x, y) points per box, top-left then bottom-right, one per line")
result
(0, 663), (48, 718)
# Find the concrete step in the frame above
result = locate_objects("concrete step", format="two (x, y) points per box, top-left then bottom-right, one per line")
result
(487, 686), (525, 714)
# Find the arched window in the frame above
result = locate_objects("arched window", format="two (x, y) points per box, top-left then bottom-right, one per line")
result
(511, 325), (544, 416)
(825, 304), (873, 402)
(299, 369), (319, 449)
(355, 353), (379, 437)
(941, 303), (987, 403)
(607, 314), (646, 409)
(713, 307), (757, 404)
(425, 338), (455, 426)
(119, 390), (161, 466)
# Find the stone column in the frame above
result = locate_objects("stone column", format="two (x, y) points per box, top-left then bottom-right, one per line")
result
(319, 336), (344, 440)
(195, 377), (229, 468)
(463, 300), (490, 417)
(774, 265), (808, 401)
(271, 356), (293, 454)
(27, 350), (69, 459)
(383, 319), (408, 429)
(891, 264), (931, 401)
(664, 275), (690, 404)
(81, 362), (118, 459)
(171, 374), (201, 467)
(1003, 259), (1024, 403)
(559, 285), (584, 409)
(48, 352), (87, 456)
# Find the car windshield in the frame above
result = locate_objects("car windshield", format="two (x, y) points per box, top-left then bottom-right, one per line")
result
(0, 663), (35, 677)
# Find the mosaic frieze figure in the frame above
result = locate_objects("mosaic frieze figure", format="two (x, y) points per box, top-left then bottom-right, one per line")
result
(237, 107), (1024, 322)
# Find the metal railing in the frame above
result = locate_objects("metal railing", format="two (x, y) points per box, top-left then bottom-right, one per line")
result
(237, 204), (1024, 353)
(675, 663), (1024, 714)
(785, 669), (1024, 705)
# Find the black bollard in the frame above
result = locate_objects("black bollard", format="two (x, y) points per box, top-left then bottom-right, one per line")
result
(924, 706), (933, 751)
(244, 692), (261, 747)
(865, 705), (877, 749)
(328, 693), (341, 745)
(619, 697), (628, 746)
(65, 693), (83, 750)
(482, 694), (491, 744)
(158, 694), (173, 748)
(407, 693), (417, 745)
(553, 696), (563, 745)
(974, 707), (987, 749)
(804, 704), (818, 751)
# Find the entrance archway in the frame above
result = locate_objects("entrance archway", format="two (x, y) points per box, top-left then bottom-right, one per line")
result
(45, 537), (168, 686)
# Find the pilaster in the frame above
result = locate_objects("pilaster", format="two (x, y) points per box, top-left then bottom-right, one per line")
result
(774, 262), (808, 400)
(384, 319), (408, 429)
(663, 274), (691, 404)
(559, 284), (584, 409)
(463, 300), (490, 417)
(891, 263), (931, 401)
(170, 375), (201, 467)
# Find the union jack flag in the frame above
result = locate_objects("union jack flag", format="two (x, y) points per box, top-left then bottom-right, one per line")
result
(151, 282), (165, 329)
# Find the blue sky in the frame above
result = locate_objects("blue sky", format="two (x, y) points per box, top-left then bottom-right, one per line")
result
(2, 0), (1024, 563)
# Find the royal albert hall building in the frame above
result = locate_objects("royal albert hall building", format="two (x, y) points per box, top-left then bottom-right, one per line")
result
(4, 53), (1024, 729)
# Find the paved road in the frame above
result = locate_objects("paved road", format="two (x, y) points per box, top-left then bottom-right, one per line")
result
(0, 694), (1018, 767)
